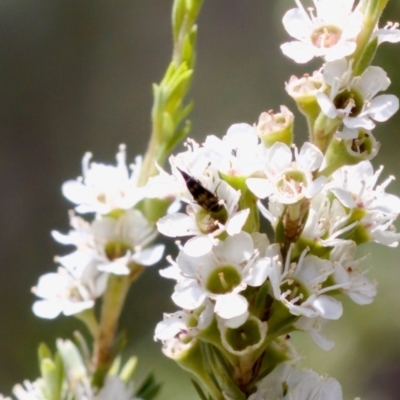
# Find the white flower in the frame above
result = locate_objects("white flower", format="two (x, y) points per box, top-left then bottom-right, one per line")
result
(334, 127), (380, 162)
(13, 380), (44, 400)
(317, 59), (399, 132)
(329, 161), (400, 215)
(248, 361), (343, 400)
(374, 21), (400, 45)
(281, 0), (363, 63)
(203, 123), (266, 177)
(285, 69), (327, 101)
(328, 161), (400, 246)
(62, 145), (144, 214)
(32, 268), (107, 319)
(255, 106), (294, 140)
(294, 316), (335, 351)
(91, 210), (163, 274)
(247, 142), (326, 204)
(330, 242), (377, 305)
(32, 265), (106, 319)
(269, 249), (343, 320)
(53, 210), (164, 276)
(301, 191), (356, 247)
(160, 232), (272, 328)
(154, 301), (214, 342)
(156, 160), (249, 256)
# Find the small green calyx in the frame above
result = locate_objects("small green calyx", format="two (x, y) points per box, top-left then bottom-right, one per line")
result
(106, 209), (126, 219)
(256, 107), (294, 148)
(225, 319), (262, 352)
(319, 132), (377, 177)
(220, 173), (247, 192)
(105, 241), (132, 260)
(350, 207), (367, 222)
(206, 266), (241, 294)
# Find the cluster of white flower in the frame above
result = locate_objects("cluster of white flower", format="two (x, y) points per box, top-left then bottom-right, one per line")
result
(154, 0), (400, 398)
(154, 122), (398, 346)
(32, 145), (164, 319)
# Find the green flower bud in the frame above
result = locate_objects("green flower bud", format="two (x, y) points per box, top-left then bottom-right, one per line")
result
(256, 106), (294, 148)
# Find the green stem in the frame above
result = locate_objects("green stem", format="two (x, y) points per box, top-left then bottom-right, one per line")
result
(74, 309), (99, 339)
(138, 0), (204, 188)
(352, 0), (389, 75)
(138, 128), (160, 186)
(93, 266), (144, 385)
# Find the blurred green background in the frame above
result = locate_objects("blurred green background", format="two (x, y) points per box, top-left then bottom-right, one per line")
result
(0, 1), (400, 399)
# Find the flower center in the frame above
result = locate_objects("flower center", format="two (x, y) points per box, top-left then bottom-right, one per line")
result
(224, 318), (262, 351)
(311, 25), (342, 48)
(350, 131), (373, 156)
(281, 279), (308, 305)
(105, 241), (132, 260)
(333, 88), (364, 117)
(277, 170), (307, 197)
(206, 265), (242, 294)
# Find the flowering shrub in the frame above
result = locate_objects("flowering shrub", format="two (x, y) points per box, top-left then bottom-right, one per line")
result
(3, 0), (400, 399)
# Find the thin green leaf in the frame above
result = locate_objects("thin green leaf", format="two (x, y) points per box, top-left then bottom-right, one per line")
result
(120, 356), (138, 382)
(135, 373), (162, 400)
(38, 343), (52, 364)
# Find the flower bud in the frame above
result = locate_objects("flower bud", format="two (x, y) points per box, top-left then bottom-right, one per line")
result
(256, 106), (294, 148)
(285, 71), (326, 121)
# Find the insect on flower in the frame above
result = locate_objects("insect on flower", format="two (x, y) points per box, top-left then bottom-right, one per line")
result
(177, 168), (224, 214)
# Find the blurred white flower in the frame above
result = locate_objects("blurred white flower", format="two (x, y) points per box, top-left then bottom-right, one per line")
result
(330, 242), (377, 305)
(62, 145), (144, 214)
(374, 21), (400, 44)
(13, 380), (44, 400)
(281, 0), (363, 63)
(53, 210), (164, 276)
(248, 361), (343, 400)
(32, 265), (106, 319)
(94, 376), (141, 400)
(294, 316), (335, 351)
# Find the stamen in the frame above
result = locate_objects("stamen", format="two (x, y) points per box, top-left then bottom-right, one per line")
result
(218, 272), (229, 290)
(379, 175), (395, 191)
